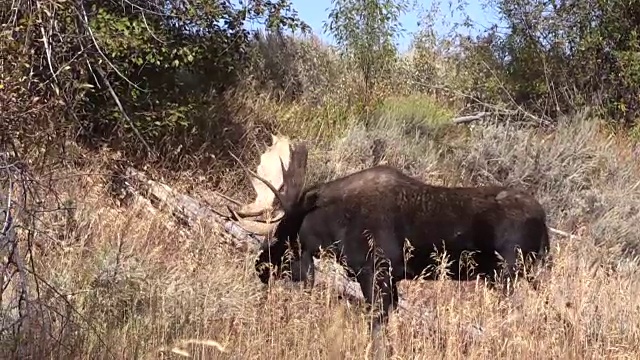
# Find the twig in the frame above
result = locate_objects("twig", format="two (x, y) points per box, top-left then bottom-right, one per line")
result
(213, 191), (244, 207)
(37, 2), (57, 85)
(2, 177), (12, 237)
(140, 11), (165, 44)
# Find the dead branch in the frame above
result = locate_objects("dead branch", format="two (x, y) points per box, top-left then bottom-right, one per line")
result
(548, 227), (582, 241)
(95, 67), (154, 158)
(452, 112), (491, 124)
(425, 83), (554, 127)
(0, 158), (29, 335)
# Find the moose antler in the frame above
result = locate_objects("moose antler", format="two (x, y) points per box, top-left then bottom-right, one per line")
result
(228, 140), (309, 236)
(223, 134), (294, 236)
(234, 134), (291, 216)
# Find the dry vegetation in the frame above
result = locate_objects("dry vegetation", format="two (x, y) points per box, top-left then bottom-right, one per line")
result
(4, 1), (640, 358)
(3, 109), (640, 359)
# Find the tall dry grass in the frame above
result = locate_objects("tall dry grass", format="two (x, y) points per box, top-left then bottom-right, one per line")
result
(3, 105), (640, 359)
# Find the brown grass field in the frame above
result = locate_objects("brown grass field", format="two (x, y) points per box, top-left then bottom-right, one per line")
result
(3, 104), (640, 359)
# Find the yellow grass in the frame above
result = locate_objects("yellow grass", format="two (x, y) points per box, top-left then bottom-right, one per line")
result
(3, 107), (640, 359)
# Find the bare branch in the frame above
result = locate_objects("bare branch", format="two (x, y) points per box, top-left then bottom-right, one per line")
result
(548, 227), (581, 241)
(36, 1), (57, 85)
(452, 112), (490, 124)
(0, 156), (29, 337)
(422, 83), (554, 127)
(78, 2), (145, 92)
(95, 66), (155, 158)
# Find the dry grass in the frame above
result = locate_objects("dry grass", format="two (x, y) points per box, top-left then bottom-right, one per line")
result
(2, 104), (640, 359)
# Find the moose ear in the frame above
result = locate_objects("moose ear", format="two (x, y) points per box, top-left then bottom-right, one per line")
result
(271, 133), (278, 146)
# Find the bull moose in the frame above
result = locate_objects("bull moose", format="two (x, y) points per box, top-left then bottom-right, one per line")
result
(229, 136), (552, 335)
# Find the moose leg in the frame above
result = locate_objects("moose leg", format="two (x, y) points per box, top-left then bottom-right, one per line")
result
(294, 250), (315, 290)
(481, 254), (512, 296)
(523, 249), (554, 292)
(280, 249), (316, 296)
(356, 264), (395, 334)
(356, 263), (395, 360)
(500, 245), (551, 296)
(494, 249), (519, 297)
(391, 280), (399, 311)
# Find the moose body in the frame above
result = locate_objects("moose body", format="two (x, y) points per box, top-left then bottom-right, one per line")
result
(231, 141), (551, 334)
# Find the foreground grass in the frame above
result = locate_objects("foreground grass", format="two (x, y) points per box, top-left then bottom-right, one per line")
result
(3, 101), (640, 359)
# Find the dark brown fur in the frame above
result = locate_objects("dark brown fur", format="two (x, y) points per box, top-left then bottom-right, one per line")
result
(253, 143), (552, 334)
